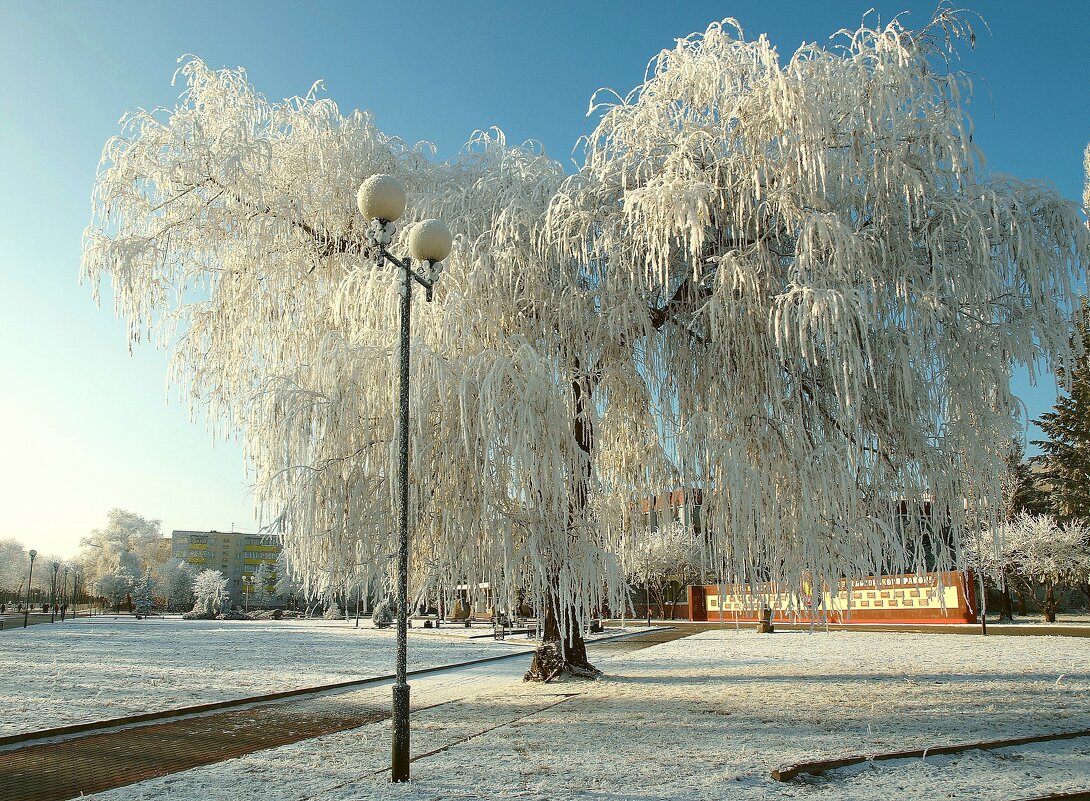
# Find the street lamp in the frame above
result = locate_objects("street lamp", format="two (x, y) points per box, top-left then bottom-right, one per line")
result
(50, 562), (60, 623)
(357, 173), (452, 783)
(61, 566), (70, 621)
(74, 571), (84, 617)
(23, 550), (37, 628)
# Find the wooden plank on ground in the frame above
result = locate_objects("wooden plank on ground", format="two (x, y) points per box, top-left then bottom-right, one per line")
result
(771, 727), (1090, 782)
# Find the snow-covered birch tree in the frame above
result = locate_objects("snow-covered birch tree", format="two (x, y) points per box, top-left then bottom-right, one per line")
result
(83, 12), (1087, 677)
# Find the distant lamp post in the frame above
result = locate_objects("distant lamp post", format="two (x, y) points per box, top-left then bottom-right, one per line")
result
(357, 173), (452, 783)
(50, 562), (60, 623)
(23, 550), (37, 628)
(61, 566), (70, 621)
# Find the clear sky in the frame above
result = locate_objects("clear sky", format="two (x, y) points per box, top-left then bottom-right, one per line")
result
(1, 1), (1087, 558)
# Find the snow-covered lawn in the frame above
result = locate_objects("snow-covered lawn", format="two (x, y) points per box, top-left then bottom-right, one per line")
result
(78, 627), (1090, 800)
(0, 617), (528, 735)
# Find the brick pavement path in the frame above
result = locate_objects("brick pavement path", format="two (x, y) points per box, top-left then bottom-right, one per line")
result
(0, 627), (677, 801)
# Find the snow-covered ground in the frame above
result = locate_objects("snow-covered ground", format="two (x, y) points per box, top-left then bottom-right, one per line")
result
(71, 627), (1090, 801)
(0, 617), (528, 735)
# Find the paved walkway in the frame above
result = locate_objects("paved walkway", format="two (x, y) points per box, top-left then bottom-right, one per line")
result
(0, 628), (673, 801)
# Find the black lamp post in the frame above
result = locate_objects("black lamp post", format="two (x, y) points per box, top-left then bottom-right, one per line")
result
(61, 566), (70, 621)
(357, 174), (452, 783)
(50, 562), (60, 623)
(23, 550), (37, 628)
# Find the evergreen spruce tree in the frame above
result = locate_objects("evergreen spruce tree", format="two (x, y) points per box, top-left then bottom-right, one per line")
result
(132, 571), (155, 616)
(1035, 299), (1090, 520)
(252, 562), (275, 608)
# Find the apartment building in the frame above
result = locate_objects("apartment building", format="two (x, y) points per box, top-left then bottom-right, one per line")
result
(169, 530), (281, 601)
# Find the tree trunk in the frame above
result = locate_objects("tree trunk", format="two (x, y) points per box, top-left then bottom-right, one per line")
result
(525, 589), (599, 681)
(525, 363), (601, 682)
(999, 581), (1013, 621)
(1043, 581), (1057, 624)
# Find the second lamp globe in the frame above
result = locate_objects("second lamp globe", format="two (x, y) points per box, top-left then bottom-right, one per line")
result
(408, 219), (453, 264)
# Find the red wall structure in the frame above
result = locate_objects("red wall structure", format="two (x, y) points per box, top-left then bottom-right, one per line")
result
(688, 571), (978, 625)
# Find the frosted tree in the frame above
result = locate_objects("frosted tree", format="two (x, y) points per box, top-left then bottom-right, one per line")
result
(252, 562), (275, 607)
(81, 509), (168, 596)
(160, 558), (197, 611)
(97, 552), (141, 612)
(985, 514), (1090, 622)
(1035, 298), (1090, 520)
(322, 599), (345, 619)
(190, 569), (230, 618)
(372, 598), (394, 628)
(0, 539), (29, 604)
(273, 553), (302, 606)
(132, 571), (156, 616)
(83, 12), (1087, 678)
(627, 519), (702, 619)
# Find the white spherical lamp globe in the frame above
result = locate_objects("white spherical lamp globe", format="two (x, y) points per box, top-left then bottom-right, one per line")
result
(408, 219), (453, 263)
(356, 174), (407, 221)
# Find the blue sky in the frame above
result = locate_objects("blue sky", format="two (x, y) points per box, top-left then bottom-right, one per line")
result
(1, 1), (1087, 556)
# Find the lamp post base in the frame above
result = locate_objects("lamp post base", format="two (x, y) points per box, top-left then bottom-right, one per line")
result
(391, 682), (411, 781)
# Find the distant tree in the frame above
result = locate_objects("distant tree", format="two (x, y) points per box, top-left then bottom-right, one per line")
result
(160, 559), (197, 611)
(132, 571), (156, 616)
(1035, 299), (1090, 521)
(0, 539), (29, 603)
(97, 552), (141, 612)
(990, 514), (1090, 623)
(627, 520), (702, 619)
(252, 562), (275, 607)
(190, 569), (230, 618)
(273, 552), (303, 606)
(81, 510), (168, 604)
(974, 444), (1051, 619)
(1001, 444), (1049, 520)
(372, 598), (394, 628)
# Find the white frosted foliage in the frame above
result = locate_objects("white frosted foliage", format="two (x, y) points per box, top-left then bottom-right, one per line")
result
(82, 13), (1087, 653)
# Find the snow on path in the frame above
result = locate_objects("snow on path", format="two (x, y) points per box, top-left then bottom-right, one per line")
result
(82, 628), (1090, 801)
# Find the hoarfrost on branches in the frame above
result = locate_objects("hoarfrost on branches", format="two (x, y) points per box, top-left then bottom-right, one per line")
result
(189, 569), (230, 618)
(132, 571), (156, 616)
(372, 598), (394, 628)
(973, 514), (1090, 622)
(83, 12), (1088, 673)
(626, 520), (703, 618)
(251, 561), (276, 607)
(161, 559), (197, 611)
